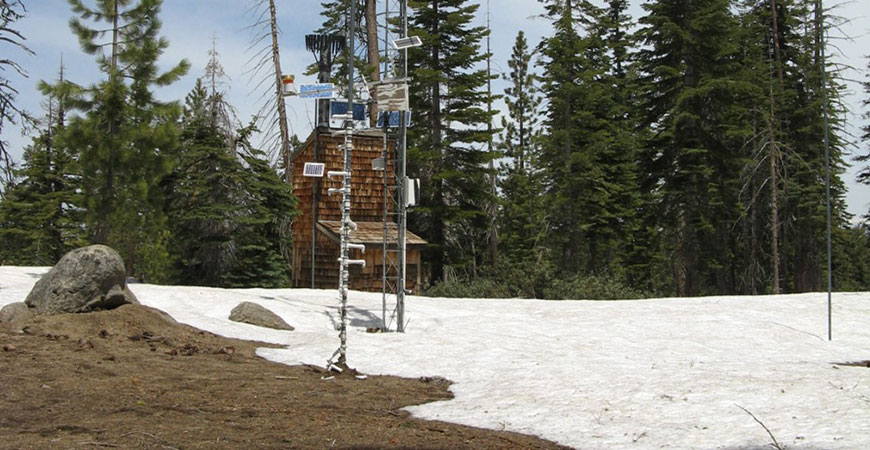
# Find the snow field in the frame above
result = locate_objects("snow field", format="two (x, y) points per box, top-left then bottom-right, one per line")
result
(2, 266), (868, 449)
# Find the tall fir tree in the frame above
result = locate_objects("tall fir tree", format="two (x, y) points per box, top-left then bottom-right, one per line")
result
(166, 80), (245, 286)
(167, 73), (297, 287)
(227, 123), (298, 288)
(636, 0), (755, 295)
(537, 0), (641, 278)
(774, 0), (848, 292)
(202, 35), (237, 140)
(859, 57), (870, 209)
(498, 30), (545, 266)
(60, 0), (189, 280)
(500, 31), (541, 175)
(406, 0), (497, 283)
(734, 0), (794, 294)
(0, 71), (85, 265)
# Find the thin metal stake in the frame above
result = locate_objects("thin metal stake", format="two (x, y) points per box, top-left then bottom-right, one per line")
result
(818, 0), (833, 341)
(396, 0), (408, 333)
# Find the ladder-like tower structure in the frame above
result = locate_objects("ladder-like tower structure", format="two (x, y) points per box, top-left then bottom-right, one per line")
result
(378, 0), (410, 333)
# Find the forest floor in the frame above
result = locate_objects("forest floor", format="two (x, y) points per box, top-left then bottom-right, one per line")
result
(0, 305), (566, 449)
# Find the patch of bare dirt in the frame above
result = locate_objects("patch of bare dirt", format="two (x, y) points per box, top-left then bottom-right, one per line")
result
(834, 360), (870, 368)
(0, 305), (566, 449)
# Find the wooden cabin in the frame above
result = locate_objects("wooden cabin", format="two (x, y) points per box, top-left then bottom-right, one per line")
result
(290, 128), (426, 292)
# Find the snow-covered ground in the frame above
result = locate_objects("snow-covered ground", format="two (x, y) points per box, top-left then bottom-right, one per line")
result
(2, 266), (868, 449)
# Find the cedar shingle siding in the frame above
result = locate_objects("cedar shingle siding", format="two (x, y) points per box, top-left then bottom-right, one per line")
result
(291, 129), (425, 292)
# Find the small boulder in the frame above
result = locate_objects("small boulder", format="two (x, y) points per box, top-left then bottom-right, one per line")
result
(229, 302), (294, 331)
(24, 245), (137, 315)
(0, 302), (34, 324)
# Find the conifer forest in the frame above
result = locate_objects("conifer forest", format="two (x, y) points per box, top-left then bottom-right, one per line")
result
(1, 0), (869, 299)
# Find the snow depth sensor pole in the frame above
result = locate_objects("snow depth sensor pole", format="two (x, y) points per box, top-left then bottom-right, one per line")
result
(328, 0), (363, 368)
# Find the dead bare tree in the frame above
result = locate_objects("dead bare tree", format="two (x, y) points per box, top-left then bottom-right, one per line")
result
(245, 0), (291, 180)
(202, 34), (239, 144)
(364, 0), (379, 126)
(0, 0), (34, 186)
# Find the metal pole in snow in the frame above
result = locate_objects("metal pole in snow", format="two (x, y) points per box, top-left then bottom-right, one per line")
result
(396, 0), (408, 333)
(819, 0), (833, 341)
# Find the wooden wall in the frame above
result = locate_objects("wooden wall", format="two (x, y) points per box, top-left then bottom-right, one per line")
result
(291, 128), (424, 292)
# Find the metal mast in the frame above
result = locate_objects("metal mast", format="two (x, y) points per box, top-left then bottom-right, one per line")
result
(818, 0), (833, 341)
(381, 0), (392, 331)
(378, 0), (410, 333)
(396, 0), (409, 333)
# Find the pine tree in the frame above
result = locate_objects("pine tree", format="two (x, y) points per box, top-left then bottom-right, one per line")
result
(202, 35), (237, 140)
(227, 124), (297, 288)
(498, 31), (545, 265)
(537, 0), (641, 278)
(734, 0), (795, 294)
(167, 79), (297, 288)
(536, 0), (589, 275)
(0, 75), (85, 265)
(775, 0), (848, 292)
(406, 0), (497, 283)
(166, 80), (245, 286)
(855, 57), (870, 219)
(61, 0), (189, 280)
(501, 31), (540, 175)
(832, 224), (870, 291)
(636, 0), (754, 295)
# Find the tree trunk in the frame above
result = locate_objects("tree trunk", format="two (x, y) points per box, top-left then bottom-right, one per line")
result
(431, 1), (445, 283)
(96, 0), (121, 245)
(770, 0), (784, 84)
(769, 83), (781, 294)
(268, 0), (291, 182)
(111, 0), (119, 71)
(485, 0), (497, 268)
(365, 0), (380, 127)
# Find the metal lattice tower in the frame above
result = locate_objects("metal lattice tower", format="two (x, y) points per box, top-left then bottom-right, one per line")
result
(378, 0), (409, 333)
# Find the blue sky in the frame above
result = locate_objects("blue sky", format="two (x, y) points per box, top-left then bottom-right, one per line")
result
(4, 0), (869, 217)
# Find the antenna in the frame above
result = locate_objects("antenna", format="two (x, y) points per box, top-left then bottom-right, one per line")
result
(306, 33), (345, 127)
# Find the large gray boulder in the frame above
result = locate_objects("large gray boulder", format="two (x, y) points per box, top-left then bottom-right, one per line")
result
(24, 245), (137, 315)
(229, 302), (294, 331)
(0, 302), (34, 323)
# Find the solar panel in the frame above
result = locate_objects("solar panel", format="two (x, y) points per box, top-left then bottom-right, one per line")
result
(392, 36), (422, 50)
(377, 111), (412, 128)
(330, 101), (366, 121)
(303, 162), (325, 177)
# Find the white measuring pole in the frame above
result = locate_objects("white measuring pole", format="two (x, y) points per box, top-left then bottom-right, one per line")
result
(331, 0), (358, 368)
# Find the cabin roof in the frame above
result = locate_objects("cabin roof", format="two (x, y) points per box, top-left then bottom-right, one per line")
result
(316, 220), (427, 246)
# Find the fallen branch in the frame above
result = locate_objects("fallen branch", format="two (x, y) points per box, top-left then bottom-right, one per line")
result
(735, 404), (784, 450)
(78, 442), (119, 448)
